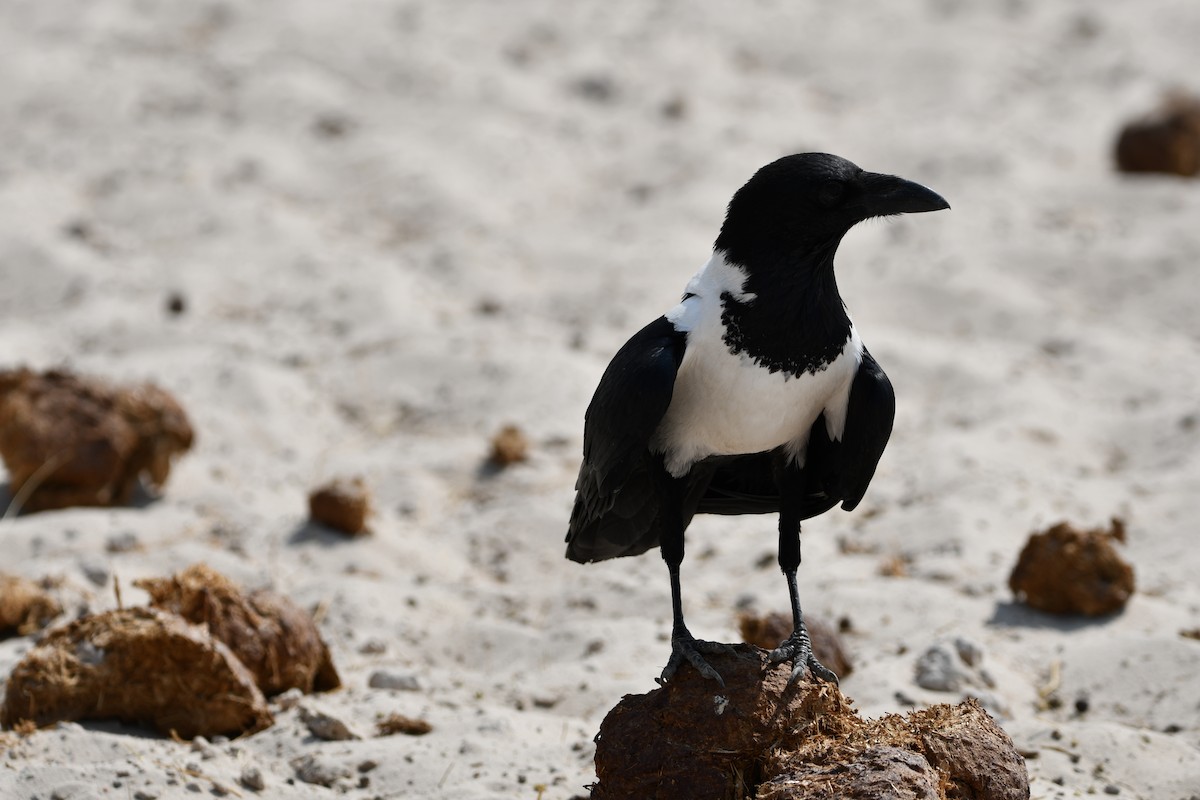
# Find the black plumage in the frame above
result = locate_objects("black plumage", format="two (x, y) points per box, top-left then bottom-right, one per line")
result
(566, 153), (948, 685)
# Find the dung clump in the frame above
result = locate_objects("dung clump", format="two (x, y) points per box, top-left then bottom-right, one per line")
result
(1115, 93), (1200, 177)
(0, 368), (194, 513)
(488, 424), (530, 467)
(135, 563), (341, 696)
(737, 610), (853, 678)
(0, 574), (62, 638)
(487, 424), (530, 470)
(591, 645), (1028, 800)
(0, 607), (272, 739)
(308, 476), (372, 536)
(376, 712), (433, 737)
(1009, 519), (1134, 616)
(757, 746), (941, 800)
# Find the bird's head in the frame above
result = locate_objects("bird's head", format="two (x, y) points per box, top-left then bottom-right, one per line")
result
(714, 153), (949, 271)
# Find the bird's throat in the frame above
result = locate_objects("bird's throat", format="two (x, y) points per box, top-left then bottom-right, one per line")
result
(718, 256), (851, 377)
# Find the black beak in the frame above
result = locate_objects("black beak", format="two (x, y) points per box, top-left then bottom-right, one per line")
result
(861, 172), (950, 218)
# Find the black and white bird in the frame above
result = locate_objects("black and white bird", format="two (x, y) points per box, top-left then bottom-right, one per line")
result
(565, 153), (948, 686)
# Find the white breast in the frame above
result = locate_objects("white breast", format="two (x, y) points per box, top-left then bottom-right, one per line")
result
(651, 252), (863, 478)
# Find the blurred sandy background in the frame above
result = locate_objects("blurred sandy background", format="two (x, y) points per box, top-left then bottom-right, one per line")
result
(1, 1), (1199, 797)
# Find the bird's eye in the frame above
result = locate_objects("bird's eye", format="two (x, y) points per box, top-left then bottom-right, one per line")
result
(818, 180), (846, 207)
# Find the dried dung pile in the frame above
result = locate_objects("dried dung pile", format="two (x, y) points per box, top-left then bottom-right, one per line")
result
(0, 368), (193, 512)
(135, 563), (341, 696)
(2, 565), (340, 739)
(591, 645), (1028, 800)
(1009, 519), (1134, 616)
(488, 424), (530, 467)
(308, 476), (372, 536)
(0, 575), (62, 638)
(0, 607), (272, 739)
(1115, 92), (1200, 177)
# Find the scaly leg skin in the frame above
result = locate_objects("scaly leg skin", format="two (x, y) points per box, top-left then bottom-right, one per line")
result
(769, 570), (839, 686)
(772, 459), (838, 686)
(659, 622), (733, 687)
(656, 564), (733, 687)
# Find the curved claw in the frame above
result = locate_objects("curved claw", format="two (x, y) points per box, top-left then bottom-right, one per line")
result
(659, 629), (733, 687)
(769, 634), (840, 687)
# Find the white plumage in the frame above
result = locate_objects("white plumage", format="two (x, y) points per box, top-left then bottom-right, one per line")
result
(652, 251), (863, 477)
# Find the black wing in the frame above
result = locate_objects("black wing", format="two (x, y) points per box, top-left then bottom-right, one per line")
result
(565, 317), (686, 563)
(696, 348), (895, 517)
(818, 347), (895, 511)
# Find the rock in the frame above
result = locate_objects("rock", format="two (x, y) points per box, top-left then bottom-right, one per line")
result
(273, 688), (304, 711)
(914, 637), (995, 692)
(308, 476), (372, 535)
(0, 607), (272, 739)
(105, 531), (142, 553)
(1009, 519), (1134, 616)
(591, 645), (1028, 800)
(0, 574), (62, 638)
(49, 783), (92, 800)
(0, 368), (193, 513)
(570, 74), (617, 103)
(737, 610), (853, 678)
(1115, 93), (1200, 177)
(312, 112), (355, 139)
(135, 563), (341, 696)
(358, 637), (387, 655)
(299, 704), (361, 741)
(239, 766), (266, 791)
(78, 557), (110, 587)
(291, 754), (351, 787)
(368, 669), (421, 692)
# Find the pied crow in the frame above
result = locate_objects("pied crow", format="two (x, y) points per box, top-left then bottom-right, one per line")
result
(565, 153), (949, 685)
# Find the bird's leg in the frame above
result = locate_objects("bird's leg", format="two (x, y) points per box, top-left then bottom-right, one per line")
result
(769, 461), (839, 685)
(769, 567), (838, 685)
(657, 477), (731, 687)
(658, 563), (730, 687)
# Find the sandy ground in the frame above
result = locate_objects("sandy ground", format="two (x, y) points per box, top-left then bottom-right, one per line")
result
(2, 0), (1200, 798)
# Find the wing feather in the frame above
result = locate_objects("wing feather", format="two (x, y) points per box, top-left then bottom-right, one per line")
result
(565, 317), (685, 562)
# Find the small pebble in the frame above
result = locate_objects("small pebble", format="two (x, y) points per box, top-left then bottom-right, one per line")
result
(78, 558), (110, 587)
(105, 532), (141, 553)
(291, 754), (351, 787)
(239, 767), (266, 792)
(914, 637), (992, 692)
(368, 669), (421, 692)
(274, 688), (304, 711)
(358, 638), (388, 655)
(299, 705), (361, 741)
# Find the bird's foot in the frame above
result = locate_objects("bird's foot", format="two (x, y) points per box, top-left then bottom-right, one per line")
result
(769, 630), (839, 686)
(658, 627), (734, 688)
